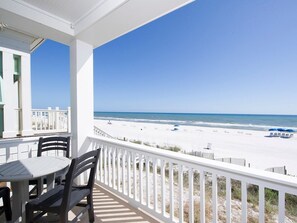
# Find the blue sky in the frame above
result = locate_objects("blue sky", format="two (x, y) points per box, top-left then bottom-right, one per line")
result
(31, 1), (297, 115)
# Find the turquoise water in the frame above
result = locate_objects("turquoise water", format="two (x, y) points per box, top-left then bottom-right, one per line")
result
(94, 112), (297, 131)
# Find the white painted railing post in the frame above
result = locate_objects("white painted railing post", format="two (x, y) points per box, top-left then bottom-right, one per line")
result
(122, 151), (126, 195)
(241, 181), (247, 223)
(139, 155), (144, 204)
(153, 159), (158, 211)
(200, 170), (205, 223)
(212, 173), (218, 223)
(47, 107), (51, 130)
(189, 168), (194, 223)
(169, 162), (174, 221)
(278, 191), (285, 223)
(178, 165), (184, 223)
(133, 153), (137, 200)
(127, 152), (131, 197)
(161, 160), (166, 215)
(226, 177), (232, 223)
(146, 156), (150, 207)
(67, 106), (71, 133)
(259, 185), (265, 223)
(55, 107), (60, 131)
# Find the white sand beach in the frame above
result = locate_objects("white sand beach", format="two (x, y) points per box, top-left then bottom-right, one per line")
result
(94, 119), (297, 176)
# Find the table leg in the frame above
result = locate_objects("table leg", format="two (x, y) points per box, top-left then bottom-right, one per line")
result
(46, 173), (59, 222)
(11, 181), (29, 223)
(37, 177), (43, 196)
(47, 173), (56, 191)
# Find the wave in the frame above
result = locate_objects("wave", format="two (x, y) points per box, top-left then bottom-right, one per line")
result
(94, 116), (297, 131)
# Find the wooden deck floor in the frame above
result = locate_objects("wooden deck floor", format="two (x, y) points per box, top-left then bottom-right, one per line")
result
(75, 184), (162, 223)
(0, 184), (161, 222)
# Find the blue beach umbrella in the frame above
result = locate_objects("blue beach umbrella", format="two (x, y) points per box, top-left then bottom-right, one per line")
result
(285, 129), (296, 133)
(277, 128), (285, 132)
(268, 128), (278, 131)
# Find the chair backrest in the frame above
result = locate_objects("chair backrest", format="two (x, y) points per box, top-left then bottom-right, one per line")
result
(37, 136), (70, 158)
(61, 149), (100, 210)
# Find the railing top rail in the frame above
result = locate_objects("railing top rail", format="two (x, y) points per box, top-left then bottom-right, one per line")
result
(0, 133), (71, 146)
(88, 135), (297, 189)
(32, 109), (68, 112)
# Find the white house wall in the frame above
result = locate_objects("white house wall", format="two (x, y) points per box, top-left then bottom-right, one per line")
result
(0, 40), (33, 138)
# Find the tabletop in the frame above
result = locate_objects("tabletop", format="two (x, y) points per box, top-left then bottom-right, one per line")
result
(0, 156), (70, 181)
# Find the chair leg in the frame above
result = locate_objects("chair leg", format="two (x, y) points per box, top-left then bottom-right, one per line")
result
(2, 187), (12, 221)
(60, 214), (68, 223)
(87, 194), (94, 223)
(25, 204), (33, 223)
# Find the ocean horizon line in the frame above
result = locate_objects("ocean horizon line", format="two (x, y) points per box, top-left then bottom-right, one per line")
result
(94, 111), (297, 132)
(94, 111), (297, 117)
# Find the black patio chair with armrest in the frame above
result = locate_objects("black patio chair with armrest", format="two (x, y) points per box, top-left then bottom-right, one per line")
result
(26, 149), (101, 223)
(0, 186), (12, 221)
(29, 136), (71, 198)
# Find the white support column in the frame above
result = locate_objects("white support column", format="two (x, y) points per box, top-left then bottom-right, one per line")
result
(19, 53), (33, 136)
(70, 39), (94, 158)
(2, 51), (18, 138)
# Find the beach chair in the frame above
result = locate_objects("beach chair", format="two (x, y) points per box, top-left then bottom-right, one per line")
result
(0, 187), (12, 221)
(29, 136), (71, 198)
(26, 149), (100, 223)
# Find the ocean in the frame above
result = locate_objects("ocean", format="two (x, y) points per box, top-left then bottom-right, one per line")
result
(94, 112), (297, 132)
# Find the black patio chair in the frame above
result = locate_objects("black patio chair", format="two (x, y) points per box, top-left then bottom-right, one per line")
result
(0, 186), (12, 221)
(26, 149), (101, 223)
(29, 136), (71, 198)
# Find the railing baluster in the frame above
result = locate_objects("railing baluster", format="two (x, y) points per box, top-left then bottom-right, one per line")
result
(104, 146), (107, 184)
(122, 150), (126, 195)
(112, 148), (116, 188)
(127, 152), (131, 197)
(226, 177), (231, 223)
(117, 149), (121, 191)
(179, 165), (184, 223)
(169, 162), (174, 221)
(99, 145), (103, 182)
(146, 156), (150, 207)
(153, 158), (158, 211)
(241, 181), (247, 223)
(278, 191), (285, 223)
(189, 168), (194, 223)
(259, 185), (265, 223)
(133, 153), (137, 200)
(200, 170), (205, 223)
(139, 155), (143, 204)
(212, 173), (218, 223)
(161, 160), (166, 216)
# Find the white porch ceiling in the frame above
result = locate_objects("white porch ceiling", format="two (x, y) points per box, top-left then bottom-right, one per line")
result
(0, 0), (193, 49)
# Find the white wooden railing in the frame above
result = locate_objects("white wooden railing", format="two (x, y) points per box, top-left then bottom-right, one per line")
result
(93, 125), (113, 138)
(0, 137), (39, 164)
(0, 133), (71, 164)
(1, 135), (297, 222)
(32, 107), (71, 133)
(89, 135), (297, 223)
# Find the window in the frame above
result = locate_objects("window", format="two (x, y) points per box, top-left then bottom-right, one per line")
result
(13, 55), (21, 82)
(0, 51), (2, 76)
(0, 51), (3, 104)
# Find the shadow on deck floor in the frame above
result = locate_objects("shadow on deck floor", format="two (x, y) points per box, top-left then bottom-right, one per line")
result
(0, 184), (161, 222)
(76, 184), (161, 223)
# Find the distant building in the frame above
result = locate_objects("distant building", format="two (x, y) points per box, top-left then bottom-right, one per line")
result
(0, 25), (43, 138)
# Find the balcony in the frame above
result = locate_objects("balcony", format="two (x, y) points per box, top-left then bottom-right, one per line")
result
(1, 134), (297, 223)
(1, 1), (296, 222)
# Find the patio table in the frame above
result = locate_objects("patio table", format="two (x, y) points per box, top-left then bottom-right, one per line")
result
(0, 156), (70, 222)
